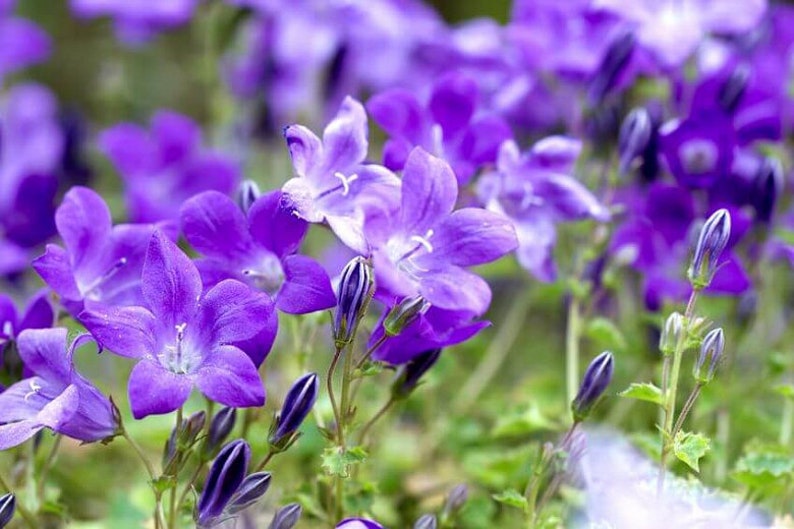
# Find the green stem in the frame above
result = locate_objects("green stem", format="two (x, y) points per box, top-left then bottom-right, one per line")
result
(254, 450), (275, 473)
(327, 346), (343, 444)
(339, 346), (354, 450)
(672, 384), (702, 438)
(176, 463), (203, 516)
(358, 397), (396, 444)
(565, 297), (582, 407)
(36, 434), (62, 502)
(120, 423), (162, 528)
(781, 397), (794, 446)
(354, 335), (387, 371)
(0, 472), (37, 529)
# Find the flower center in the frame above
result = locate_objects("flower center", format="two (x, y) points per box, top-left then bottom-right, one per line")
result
(242, 252), (285, 295)
(387, 229), (435, 281)
(159, 322), (195, 374)
(680, 140), (717, 175)
(317, 172), (359, 199)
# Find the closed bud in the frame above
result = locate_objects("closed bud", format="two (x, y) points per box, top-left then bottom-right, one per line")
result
(227, 472), (272, 514)
(688, 209), (731, 289)
(694, 328), (724, 384)
(719, 63), (750, 114)
(236, 179), (261, 214)
(0, 493), (14, 529)
(753, 157), (783, 224)
(659, 312), (684, 356)
(197, 440), (250, 527)
(443, 484), (469, 516)
(269, 373), (318, 451)
(163, 411), (206, 469)
(618, 108), (652, 176)
(414, 514), (437, 529)
(203, 407), (237, 460)
(571, 351), (615, 422)
(383, 296), (430, 337)
(333, 257), (375, 348)
(269, 503), (302, 529)
(588, 29), (635, 104)
(392, 349), (442, 399)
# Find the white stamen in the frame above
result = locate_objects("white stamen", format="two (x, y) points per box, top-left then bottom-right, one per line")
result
(409, 229), (435, 253)
(334, 172), (359, 196)
(24, 380), (42, 401)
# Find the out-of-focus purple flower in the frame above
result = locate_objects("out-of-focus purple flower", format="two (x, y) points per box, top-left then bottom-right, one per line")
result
(0, 290), (54, 366)
(478, 138), (610, 282)
(0, 2), (50, 83)
(367, 72), (512, 185)
(0, 328), (117, 449)
(98, 110), (239, 225)
(368, 147), (517, 316)
(70, 0), (199, 44)
(592, 0), (767, 67)
(336, 518), (384, 529)
(197, 439), (250, 527)
(282, 96), (400, 253)
(181, 190), (335, 315)
(32, 187), (157, 317)
(80, 231), (271, 418)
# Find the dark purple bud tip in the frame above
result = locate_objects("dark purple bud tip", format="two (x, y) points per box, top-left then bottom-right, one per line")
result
(383, 295), (430, 337)
(0, 493), (15, 529)
(753, 157), (783, 224)
(269, 503), (302, 529)
(719, 63), (750, 114)
(414, 514), (438, 529)
(618, 107), (652, 176)
(392, 348), (442, 399)
(443, 484), (469, 515)
(227, 472), (272, 514)
(588, 29), (635, 103)
(333, 257), (375, 348)
(197, 439), (250, 526)
(269, 373), (318, 450)
(694, 328), (724, 384)
(688, 208), (731, 290)
(203, 407), (237, 460)
(571, 351), (615, 422)
(236, 179), (262, 214)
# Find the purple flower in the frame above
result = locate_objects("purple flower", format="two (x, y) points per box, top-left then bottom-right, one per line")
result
(80, 231), (272, 418)
(282, 96), (400, 253)
(181, 190), (335, 314)
(98, 110), (239, 225)
(477, 138), (610, 282)
(32, 187), (157, 317)
(0, 2), (50, 82)
(0, 328), (117, 449)
(336, 519), (384, 529)
(368, 147), (517, 316)
(367, 72), (512, 185)
(0, 290), (54, 363)
(70, 0), (199, 44)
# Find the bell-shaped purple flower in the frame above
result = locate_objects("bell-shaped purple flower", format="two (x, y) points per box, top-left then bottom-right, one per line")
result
(197, 439), (250, 527)
(571, 351), (615, 422)
(0, 290), (54, 358)
(269, 373), (318, 450)
(0, 328), (117, 449)
(0, 7), (50, 83)
(81, 231), (272, 418)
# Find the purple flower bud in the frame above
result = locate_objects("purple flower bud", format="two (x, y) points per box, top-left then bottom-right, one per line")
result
(227, 472), (271, 514)
(443, 484), (469, 516)
(571, 351), (615, 422)
(719, 63), (750, 114)
(269, 503), (302, 529)
(392, 348), (442, 399)
(618, 108), (652, 176)
(333, 257), (374, 348)
(688, 209), (731, 289)
(753, 157), (783, 224)
(694, 328), (724, 384)
(197, 439), (250, 527)
(659, 312), (684, 357)
(0, 493), (14, 529)
(414, 514), (437, 529)
(588, 29), (635, 103)
(336, 518), (384, 529)
(269, 373), (318, 450)
(383, 295), (430, 337)
(236, 179), (261, 214)
(203, 407), (237, 460)
(163, 411), (206, 469)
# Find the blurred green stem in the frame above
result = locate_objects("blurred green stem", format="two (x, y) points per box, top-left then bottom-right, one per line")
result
(781, 398), (794, 446)
(565, 297), (582, 406)
(119, 420), (162, 528)
(358, 396), (396, 444)
(0, 472), (37, 529)
(36, 434), (61, 503)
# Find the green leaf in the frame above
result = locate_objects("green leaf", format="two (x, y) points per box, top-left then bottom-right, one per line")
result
(585, 318), (627, 352)
(492, 405), (559, 438)
(321, 446), (368, 478)
(151, 475), (177, 495)
(492, 489), (528, 512)
(618, 382), (665, 406)
(733, 450), (794, 489)
(773, 384), (794, 400)
(673, 431), (711, 472)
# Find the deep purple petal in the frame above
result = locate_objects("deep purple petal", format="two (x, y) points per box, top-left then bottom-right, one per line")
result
(535, 173), (611, 221)
(419, 267), (492, 315)
(151, 110), (200, 164)
(181, 191), (253, 260)
(128, 360), (193, 419)
(32, 245), (81, 301)
(277, 255), (336, 314)
(18, 290), (54, 333)
(366, 89), (426, 143)
(79, 304), (158, 358)
(55, 187), (112, 270)
(0, 18), (51, 76)
(529, 136), (583, 172)
(284, 124), (323, 178)
(16, 328), (71, 383)
(196, 346), (265, 408)
(248, 190), (308, 258)
(320, 96), (368, 173)
(98, 123), (157, 176)
(234, 310), (278, 367)
(429, 73), (478, 137)
(142, 231), (202, 327)
(198, 279), (273, 344)
(401, 148), (458, 236)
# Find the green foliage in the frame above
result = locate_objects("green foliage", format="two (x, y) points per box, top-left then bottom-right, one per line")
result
(673, 431), (711, 472)
(321, 446), (368, 478)
(618, 382), (665, 406)
(585, 318), (627, 353)
(491, 405), (560, 438)
(733, 446), (794, 492)
(492, 489), (528, 512)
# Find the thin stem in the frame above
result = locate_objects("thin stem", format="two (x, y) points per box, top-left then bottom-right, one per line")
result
(358, 397), (396, 444)
(354, 335), (387, 371)
(36, 435), (62, 501)
(565, 297), (582, 406)
(0, 472), (37, 529)
(254, 450), (275, 473)
(121, 428), (157, 483)
(339, 345), (354, 450)
(327, 346), (343, 444)
(672, 384), (702, 437)
(176, 463), (203, 515)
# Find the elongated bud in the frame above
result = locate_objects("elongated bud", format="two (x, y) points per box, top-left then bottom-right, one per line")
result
(414, 514), (437, 529)
(0, 493), (14, 528)
(197, 440), (250, 526)
(588, 29), (635, 103)
(383, 295), (430, 337)
(269, 503), (302, 529)
(443, 484), (469, 516)
(659, 312), (684, 356)
(571, 351), (615, 422)
(694, 328), (724, 384)
(227, 472), (272, 514)
(236, 179), (261, 214)
(269, 373), (318, 451)
(392, 348), (442, 399)
(163, 411), (206, 469)
(333, 257), (375, 348)
(753, 157), (783, 224)
(719, 63), (750, 114)
(688, 209), (731, 289)
(203, 407), (237, 460)
(618, 108), (652, 176)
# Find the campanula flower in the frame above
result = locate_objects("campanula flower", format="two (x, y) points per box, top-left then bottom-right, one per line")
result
(0, 290), (54, 349)
(70, 0), (199, 44)
(80, 231), (271, 418)
(0, 328), (117, 449)
(282, 96), (401, 254)
(0, 2), (50, 83)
